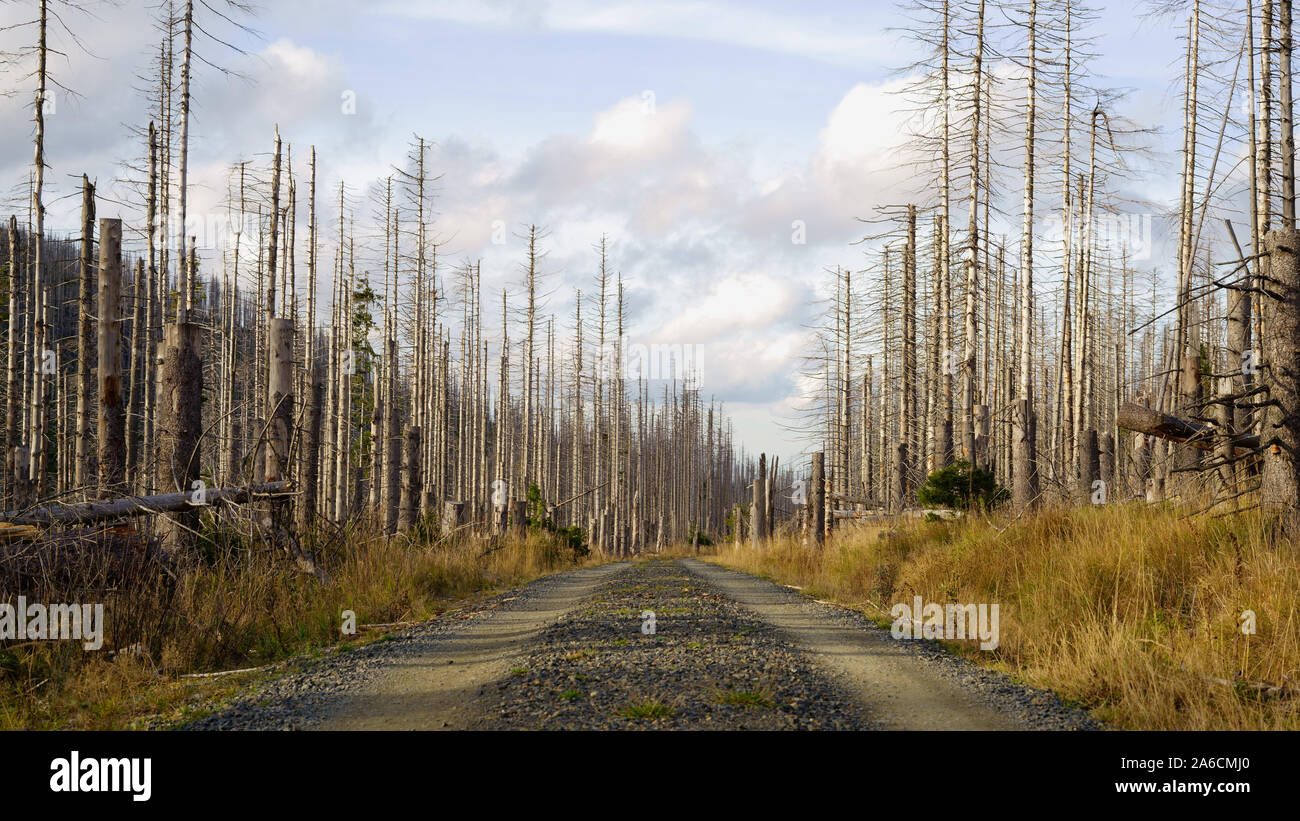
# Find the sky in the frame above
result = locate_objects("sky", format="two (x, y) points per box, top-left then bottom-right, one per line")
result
(0, 0), (1197, 463)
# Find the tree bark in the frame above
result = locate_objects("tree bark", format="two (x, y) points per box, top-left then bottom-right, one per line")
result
(810, 450), (825, 547)
(97, 218), (125, 495)
(398, 424), (422, 533)
(75, 178), (96, 491)
(1261, 228), (1300, 528)
(296, 362), (323, 533)
(155, 322), (203, 552)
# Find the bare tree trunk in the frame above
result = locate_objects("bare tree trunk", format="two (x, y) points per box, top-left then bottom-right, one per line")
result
(28, 0), (48, 499)
(296, 361), (323, 533)
(175, 0), (194, 323)
(936, 0), (954, 470)
(97, 219), (125, 496)
(155, 322), (202, 552)
(1013, 0), (1034, 506)
(383, 337), (400, 534)
(264, 318), (295, 485)
(902, 205), (917, 496)
(961, 0), (986, 467)
(1283, 0), (1296, 228)
(5, 217), (21, 507)
(75, 178), (96, 491)
(1261, 228), (1300, 530)
(809, 450), (825, 546)
(398, 424), (422, 533)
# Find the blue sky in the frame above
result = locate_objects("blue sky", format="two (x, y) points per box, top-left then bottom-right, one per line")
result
(0, 0), (1205, 462)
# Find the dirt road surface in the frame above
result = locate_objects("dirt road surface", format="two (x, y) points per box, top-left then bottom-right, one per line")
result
(187, 558), (1099, 731)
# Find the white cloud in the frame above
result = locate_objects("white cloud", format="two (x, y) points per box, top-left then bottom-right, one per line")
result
(810, 78), (916, 207)
(373, 0), (895, 69)
(589, 96), (690, 154)
(656, 274), (797, 342)
(0, 0), (921, 462)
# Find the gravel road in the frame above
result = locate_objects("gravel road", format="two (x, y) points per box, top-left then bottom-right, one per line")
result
(184, 557), (1102, 731)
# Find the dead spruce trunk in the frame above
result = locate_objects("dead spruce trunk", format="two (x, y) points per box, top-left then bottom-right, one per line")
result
(398, 424), (422, 533)
(1262, 228), (1300, 529)
(96, 218), (125, 495)
(154, 322), (202, 552)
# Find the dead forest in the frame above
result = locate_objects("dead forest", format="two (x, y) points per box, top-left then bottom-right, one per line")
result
(5, 0), (1300, 572)
(0, 0), (757, 570)
(793, 0), (1300, 538)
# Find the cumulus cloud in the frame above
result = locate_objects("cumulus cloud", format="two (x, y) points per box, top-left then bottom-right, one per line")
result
(0, 0), (921, 459)
(415, 83), (919, 455)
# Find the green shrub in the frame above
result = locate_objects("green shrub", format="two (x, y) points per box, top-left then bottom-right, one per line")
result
(687, 526), (713, 547)
(524, 482), (589, 559)
(917, 459), (1008, 510)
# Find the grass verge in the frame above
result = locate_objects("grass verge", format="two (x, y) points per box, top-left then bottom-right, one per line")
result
(710, 502), (1300, 730)
(0, 521), (600, 730)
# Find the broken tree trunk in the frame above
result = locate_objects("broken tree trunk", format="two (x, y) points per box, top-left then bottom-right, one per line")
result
(155, 322), (203, 552)
(1100, 432), (1115, 499)
(1078, 428), (1100, 503)
(1012, 398), (1039, 510)
(1172, 350), (1205, 495)
(892, 442), (907, 514)
(264, 318), (295, 484)
(75, 178), (96, 491)
(1117, 402), (1260, 453)
(810, 450), (825, 547)
(295, 362), (323, 534)
(441, 500), (464, 537)
(1261, 227), (1300, 528)
(510, 499), (527, 537)
(398, 424), (422, 533)
(3, 481), (292, 526)
(97, 218), (125, 496)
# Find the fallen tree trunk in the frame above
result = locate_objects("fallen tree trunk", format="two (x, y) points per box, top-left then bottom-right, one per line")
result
(828, 493), (884, 508)
(2, 481), (292, 526)
(832, 508), (961, 520)
(1116, 402), (1260, 453)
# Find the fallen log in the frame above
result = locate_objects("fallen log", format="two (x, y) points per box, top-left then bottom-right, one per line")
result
(1, 481), (293, 526)
(832, 508), (961, 520)
(828, 494), (885, 508)
(0, 522), (42, 542)
(1116, 402), (1260, 453)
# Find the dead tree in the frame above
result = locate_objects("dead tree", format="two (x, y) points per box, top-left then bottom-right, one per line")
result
(154, 322), (202, 552)
(809, 451), (825, 546)
(751, 453), (767, 548)
(398, 424), (422, 533)
(296, 362), (324, 534)
(75, 177), (95, 490)
(96, 218), (125, 495)
(1261, 228), (1300, 528)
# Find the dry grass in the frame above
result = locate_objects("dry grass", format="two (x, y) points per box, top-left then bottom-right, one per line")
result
(711, 503), (1300, 730)
(0, 518), (600, 730)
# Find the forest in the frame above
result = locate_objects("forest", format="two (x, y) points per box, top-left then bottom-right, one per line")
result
(1, 0), (1298, 734)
